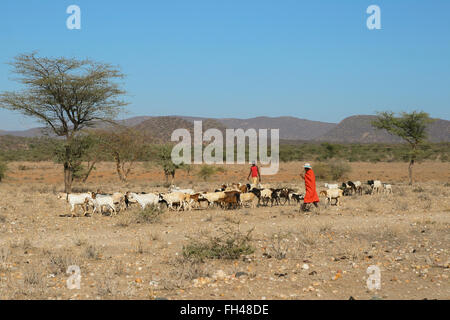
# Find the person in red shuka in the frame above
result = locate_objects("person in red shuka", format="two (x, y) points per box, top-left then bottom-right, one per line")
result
(247, 161), (261, 186)
(300, 163), (319, 211)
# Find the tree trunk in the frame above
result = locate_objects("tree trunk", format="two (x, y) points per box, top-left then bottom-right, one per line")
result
(64, 162), (73, 193)
(82, 161), (96, 183)
(408, 159), (414, 185)
(164, 172), (169, 184)
(115, 158), (126, 182)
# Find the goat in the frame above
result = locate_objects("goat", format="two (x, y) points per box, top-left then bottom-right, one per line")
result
(291, 193), (305, 204)
(368, 180), (382, 194)
(251, 188), (272, 206)
(159, 192), (188, 211)
(200, 192), (226, 208)
(168, 186), (194, 195)
(219, 191), (241, 210)
(112, 192), (126, 212)
(320, 189), (344, 206)
(383, 184), (393, 195)
(58, 192), (93, 216)
(90, 193), (117, 216)
(126, 192), (161, 210)
(240, 192), (259, 208)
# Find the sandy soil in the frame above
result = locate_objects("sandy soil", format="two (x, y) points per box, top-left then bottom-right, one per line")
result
(0, 161), (449, 300)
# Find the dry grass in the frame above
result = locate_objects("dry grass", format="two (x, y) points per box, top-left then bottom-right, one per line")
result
(0, 161), (448, 300)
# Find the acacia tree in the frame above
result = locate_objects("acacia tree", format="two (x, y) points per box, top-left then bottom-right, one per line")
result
(95, 127), (147, 182)
(0, 53), (127, 192)
(53, 135), (93, 183)
(372, 111), (433, 185)
(149, 144), (186, 184)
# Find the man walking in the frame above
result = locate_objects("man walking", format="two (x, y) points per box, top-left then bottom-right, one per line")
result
(247, 161), (261, 186)
(300, 163), (319, 211)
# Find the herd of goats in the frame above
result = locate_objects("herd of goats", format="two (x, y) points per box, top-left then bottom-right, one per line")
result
(57, 179), (392, 217)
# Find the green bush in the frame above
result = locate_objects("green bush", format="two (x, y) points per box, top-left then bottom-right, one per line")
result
(183, 226), (254, 262)
(135, 204), (164, 224)
(196, 165), (219, 181)
(313, 161), (351, 181)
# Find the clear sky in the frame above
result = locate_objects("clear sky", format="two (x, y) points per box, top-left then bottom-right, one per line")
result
(0, 0), (449, 130)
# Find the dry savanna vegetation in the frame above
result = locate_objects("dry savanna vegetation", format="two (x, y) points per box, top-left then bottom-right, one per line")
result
(0, 160), (449, 300)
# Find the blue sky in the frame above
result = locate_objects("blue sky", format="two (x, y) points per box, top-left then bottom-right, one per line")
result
(0, 0), (449, 130)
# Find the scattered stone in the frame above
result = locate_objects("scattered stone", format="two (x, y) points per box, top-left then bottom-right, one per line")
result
(274, 272), (288, 277)
(235, 272), (248, 278)
(212, 270), (227, 280)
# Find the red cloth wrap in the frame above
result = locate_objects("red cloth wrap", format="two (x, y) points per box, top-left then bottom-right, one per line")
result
(304, 169), (319, 203)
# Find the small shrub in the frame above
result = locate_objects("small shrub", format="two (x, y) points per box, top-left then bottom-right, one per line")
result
(46, 249), (80, 275)
(113, 261), (126, 276)
(314, 161), (351, 181)
(135, 239), (145, 254)
(97, 278), (117, 297)
(196, 165), (219, 181)
(84, 244), (102, 260)
(22, 238), (32, 250)
(24, 267), (41, 286)
(0, 248), (9, 272)
(135, 205), (163, 224)
(183, 225), (254, 262)
(268, 232), (290, 260)
(172, 256), (210, 281)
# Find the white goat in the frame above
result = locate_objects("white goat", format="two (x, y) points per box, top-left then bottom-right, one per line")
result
(90, 194), (117, 216)
(200, 192), (226, 207)
(126, 192), (160, 209)
(324, 183), (339, 189)
(168, 186), (195, 194)
(240, 192), (259, 208)
(320, 189), (343, 206)
(259, 188), (273, 206)
(368, 180), (382, 194)
(57, 192), (93, 216)
(383, 184), (393, 194)
(159, 192), (188, 211)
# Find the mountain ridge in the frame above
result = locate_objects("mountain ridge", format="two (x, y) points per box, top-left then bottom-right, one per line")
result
(0, 115), (448, 143)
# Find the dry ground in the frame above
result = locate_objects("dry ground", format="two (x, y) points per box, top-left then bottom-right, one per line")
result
(0, 161), (449, 300)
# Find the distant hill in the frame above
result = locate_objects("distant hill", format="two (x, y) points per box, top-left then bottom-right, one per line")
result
(175, 116), (336, 140)
(315, 115), (450, 143)
(132, 116), (227, 143)
(1, 114), (448, 143)
(0, 127), (50, 138)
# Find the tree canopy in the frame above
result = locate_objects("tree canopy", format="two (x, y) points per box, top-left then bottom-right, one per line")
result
(0, 52), (128, 192)
(372, 111), (434, 184)
(0, 52), (127, 139)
